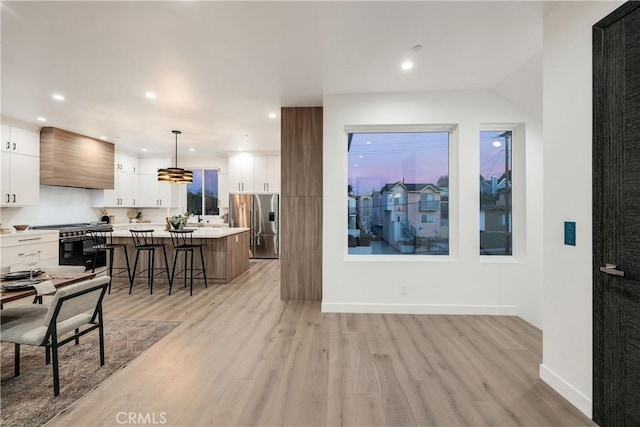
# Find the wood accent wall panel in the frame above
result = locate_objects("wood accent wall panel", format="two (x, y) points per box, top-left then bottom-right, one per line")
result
(281, 107), (323, 197)
(40, 127), (115, 189)
(281, 196), (322, 301)
(280, 107), (323, 301)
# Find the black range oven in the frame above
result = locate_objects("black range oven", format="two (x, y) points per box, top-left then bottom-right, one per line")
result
(32, 223), (109, 271)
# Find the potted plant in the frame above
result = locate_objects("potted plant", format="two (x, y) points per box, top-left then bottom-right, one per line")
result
(169, 213), (190, 230)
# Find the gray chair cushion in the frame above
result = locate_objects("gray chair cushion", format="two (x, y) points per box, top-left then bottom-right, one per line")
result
(0, 276), (110, 346)
(1, 306), (92, 345)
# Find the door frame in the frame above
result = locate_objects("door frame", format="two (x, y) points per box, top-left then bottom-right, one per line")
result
(592, 2), (640, 424)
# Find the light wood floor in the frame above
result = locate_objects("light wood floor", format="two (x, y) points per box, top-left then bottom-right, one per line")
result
(43, 260), (594, 426)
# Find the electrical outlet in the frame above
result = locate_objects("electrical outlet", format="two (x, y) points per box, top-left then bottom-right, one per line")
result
(400, 283), (408, 295)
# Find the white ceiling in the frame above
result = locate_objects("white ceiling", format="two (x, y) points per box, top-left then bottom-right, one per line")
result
(1, 1), (551, 158)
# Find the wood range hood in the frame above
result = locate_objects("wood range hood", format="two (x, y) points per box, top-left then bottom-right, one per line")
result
(40, 127), (114, 190)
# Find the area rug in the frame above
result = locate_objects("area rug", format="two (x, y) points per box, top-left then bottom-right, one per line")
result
(0, 319), (180, 427)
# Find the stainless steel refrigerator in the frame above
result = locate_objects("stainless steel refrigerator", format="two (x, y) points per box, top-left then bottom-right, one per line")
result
(228, 193), (279, 258)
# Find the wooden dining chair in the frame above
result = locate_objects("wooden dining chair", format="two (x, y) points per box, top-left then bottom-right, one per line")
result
(0, 275), (110, 396)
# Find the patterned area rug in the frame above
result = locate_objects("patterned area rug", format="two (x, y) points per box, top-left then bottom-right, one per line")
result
(1, 319), (180, 427)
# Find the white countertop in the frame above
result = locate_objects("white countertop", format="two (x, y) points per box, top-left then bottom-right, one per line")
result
(110, 226), (249, 239)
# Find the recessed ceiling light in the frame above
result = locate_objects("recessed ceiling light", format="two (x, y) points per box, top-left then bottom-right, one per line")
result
(358, 155), (364, 158)
(365, 141), (372, 145)
(355, 164), (359, 167)
(141, 148), (148, 152)
(238, 148), (244, 151)
(411, 45), (423, 52)
(145, 92), (157, 99)
(401, 61), (414, 71)
(52, 94), (65, 101)
(37, 117), (47, 122)
(492, 140), (502, 147)
(268, 112), (277, 119)
(100, 136), (108, 140)
(189, 148), (195, 152)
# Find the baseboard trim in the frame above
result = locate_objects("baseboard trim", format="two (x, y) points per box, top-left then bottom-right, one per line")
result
(539, 364), (592, 418)
(321, 302), (518, 316)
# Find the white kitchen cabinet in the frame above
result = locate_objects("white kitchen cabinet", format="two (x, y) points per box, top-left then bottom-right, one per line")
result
(253, 155), (280, 193)
(228, 156), (255, 193)
(0, 230), (59, 268)
(93, 153), (139, 207)
(1, 124), (40, 207)
(139, 158), (175, 207)
(229, 155), (280, 194)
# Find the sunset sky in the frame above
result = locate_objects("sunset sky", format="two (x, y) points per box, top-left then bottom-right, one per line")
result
(348, 130), (509, 195)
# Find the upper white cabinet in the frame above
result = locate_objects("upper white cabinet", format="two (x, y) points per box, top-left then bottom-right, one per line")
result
(1, 123), (40, 207)
(139, 158), (175, 207)
(253, 155), (280, 193)
(228, 156), (255, 193)
(93, 153), (139, 207)
(93, 156), (183, 209)
(228, 155), (280, 194)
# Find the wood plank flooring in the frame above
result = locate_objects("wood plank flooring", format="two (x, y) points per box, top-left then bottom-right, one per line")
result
(42, 260), (594, 426)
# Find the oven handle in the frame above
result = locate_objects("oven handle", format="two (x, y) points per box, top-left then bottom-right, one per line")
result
(60, 236), (91, 243)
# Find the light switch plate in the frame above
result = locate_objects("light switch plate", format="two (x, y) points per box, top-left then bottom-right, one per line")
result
(564, 221), (576, 246)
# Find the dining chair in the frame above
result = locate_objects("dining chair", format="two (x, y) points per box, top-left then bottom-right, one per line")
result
(0, 275), (110, 396)
(33, 265), (88, 304)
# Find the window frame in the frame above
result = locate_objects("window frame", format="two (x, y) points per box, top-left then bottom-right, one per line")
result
(479, 123), (525, 261)
(186, 168), (221, 216)
(344, 123), (458, 261)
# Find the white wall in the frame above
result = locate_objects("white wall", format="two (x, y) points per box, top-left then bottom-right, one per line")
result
(322, 90), (543, 327)
(541, 0), (623, 418)
(0, 186), (102, 226)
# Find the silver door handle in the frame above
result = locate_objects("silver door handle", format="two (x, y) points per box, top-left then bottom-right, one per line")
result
(600, 264), (625, 276)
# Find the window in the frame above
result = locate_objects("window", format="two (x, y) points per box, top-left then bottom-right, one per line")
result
(347, 130), (449, 255)
(421, 214), (435, 223)
(479, 130), (512, 255)
(187, 169), (220, 215)
(419, 193), (439, 211)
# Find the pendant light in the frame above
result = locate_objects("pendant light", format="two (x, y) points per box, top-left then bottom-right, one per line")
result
(158, 130), (193, 183)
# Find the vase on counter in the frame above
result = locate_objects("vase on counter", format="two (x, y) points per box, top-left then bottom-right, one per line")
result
(171, 221), (183, 230)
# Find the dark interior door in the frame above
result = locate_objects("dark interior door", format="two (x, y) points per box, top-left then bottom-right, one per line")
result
(593, 3), (640, 425)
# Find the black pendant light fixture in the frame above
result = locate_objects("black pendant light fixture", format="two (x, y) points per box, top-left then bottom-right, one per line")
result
(158, 130), (193, 183)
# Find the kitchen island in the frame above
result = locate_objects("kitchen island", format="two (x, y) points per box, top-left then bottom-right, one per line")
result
(110, 227), (250, 285)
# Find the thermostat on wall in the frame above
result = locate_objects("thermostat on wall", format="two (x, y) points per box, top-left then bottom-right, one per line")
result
(564, 221), (576, 246)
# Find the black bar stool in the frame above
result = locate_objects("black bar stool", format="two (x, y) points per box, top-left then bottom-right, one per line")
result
(168, 229), (208, 296)
(129, 229), (172, 295)
(87, 229), (132, 293)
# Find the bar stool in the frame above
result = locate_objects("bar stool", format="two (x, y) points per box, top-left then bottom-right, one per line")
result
(87, 229), (132, 293)
(168, 229), (208, 296)
(129, 229), (172, 295)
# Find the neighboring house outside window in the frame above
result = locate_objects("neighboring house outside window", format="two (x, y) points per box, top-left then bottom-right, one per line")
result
(347, 130), (450, 255)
